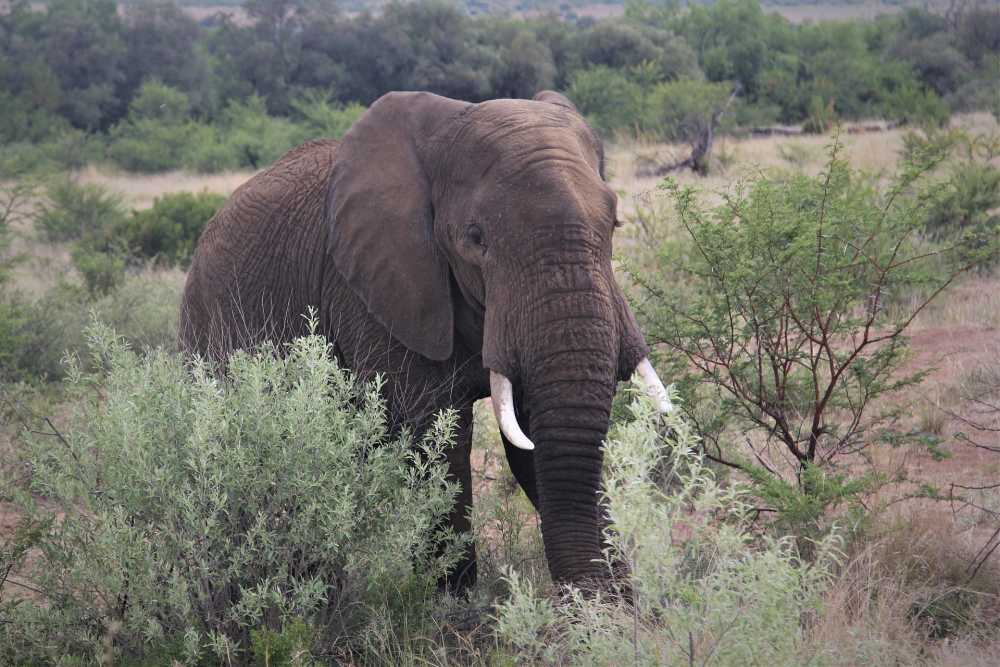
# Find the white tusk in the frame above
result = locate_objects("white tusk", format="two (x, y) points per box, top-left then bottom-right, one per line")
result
(635, 358), (674, 414)
(490, 371), (535, 451)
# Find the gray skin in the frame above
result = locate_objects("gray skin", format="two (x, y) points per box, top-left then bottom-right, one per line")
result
(180, 90), (650, 590)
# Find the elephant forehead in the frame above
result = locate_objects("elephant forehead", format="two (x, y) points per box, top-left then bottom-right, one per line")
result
(471, 158), (614, 220)
(446, 102), (600, 178)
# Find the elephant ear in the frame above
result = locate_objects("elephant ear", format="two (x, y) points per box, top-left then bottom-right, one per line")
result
(532, 90), (606, 180)
(327, 92), (471, 361)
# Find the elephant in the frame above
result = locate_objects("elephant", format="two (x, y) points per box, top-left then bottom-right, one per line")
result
(179, 89), (672, 591)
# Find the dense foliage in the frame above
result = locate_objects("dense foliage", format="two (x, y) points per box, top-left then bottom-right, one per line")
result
(2, 0), (998, 173)
(2, 318), (463, 663)
(497, 398), (841, 665)
(35, 180), (224, 296)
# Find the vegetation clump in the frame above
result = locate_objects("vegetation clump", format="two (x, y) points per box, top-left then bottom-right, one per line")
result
(630, 135), (992, 536)
(497, 397), (841, 666)
(1, 318), (463, 663)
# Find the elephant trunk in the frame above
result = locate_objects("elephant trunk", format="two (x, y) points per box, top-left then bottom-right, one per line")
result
(521, 305), (618, 585)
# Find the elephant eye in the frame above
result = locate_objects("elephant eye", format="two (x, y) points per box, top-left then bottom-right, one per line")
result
(466, 224), (485, 248)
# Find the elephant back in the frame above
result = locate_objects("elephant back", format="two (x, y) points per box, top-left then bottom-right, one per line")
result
(180, 138), (341, 360)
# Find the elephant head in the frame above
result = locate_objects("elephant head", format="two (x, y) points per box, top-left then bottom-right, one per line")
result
(326, 91), (670, 585)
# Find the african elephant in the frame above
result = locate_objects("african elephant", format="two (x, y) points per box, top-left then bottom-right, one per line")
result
(179, 90), (672, 590)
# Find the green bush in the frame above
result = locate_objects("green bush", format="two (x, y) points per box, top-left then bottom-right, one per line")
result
(2, 318), (463, 663)
(109, 118), (221, 173)
(908, 128), (1000, 268)
(0, 269), (184, 382)
(70, 243), (126, 295)
(496, 398), (841, 665)
(628, 137), (983, 535)
(106, 83), (325, 174)
(568, 66), (645, 136)
(0, 131), (105, 178)
(36, 180), (220, 295)
(121, 191), (225, 266)
(34, 180), (130, 295)
(216, 96), (302, 170)
(881, 80), (950, 127)
(643, 78), (735, 142)
(35, 179), (128, 244)
(924, 162), (1000, 238)
(107, 81), (223, 173)
(0, 298), (30, 378)
(290, 91), (366, 141)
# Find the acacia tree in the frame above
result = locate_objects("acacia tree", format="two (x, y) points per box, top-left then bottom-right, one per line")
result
(630, 136), (989, 525)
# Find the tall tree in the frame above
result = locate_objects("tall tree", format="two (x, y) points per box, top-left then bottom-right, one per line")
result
(121, 2), (215, 116)
(39, 0), (127, 129)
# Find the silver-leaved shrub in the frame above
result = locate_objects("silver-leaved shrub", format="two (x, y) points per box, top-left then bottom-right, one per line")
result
(4, 317), (463, 664)
(496, 395), (842, 666)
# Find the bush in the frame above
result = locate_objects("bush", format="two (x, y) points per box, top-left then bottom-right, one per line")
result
(109, 118), (221, 173)
(925, 162), (1000, 237)
(628, 137), (984, 535)
(35, 179), (128, 244)
(290, 91), (366, 141)
(121, 191), (225, 266)
(881, 80), (950, 127)
(909, 128), (1000, 269)
(216, 96), (302, 170)
(107, 81), (213, 173)
(2, 318), (463, 663)
(0, 131), (105, 178)
(496, 397), (841, 665)
(567, 66), (645, 136)
(106, 84), (335, 174)
(644, 78), (735, 142)
(0, 269), (184, 382)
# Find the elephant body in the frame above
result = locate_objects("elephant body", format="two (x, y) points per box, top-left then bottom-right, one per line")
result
(180, 91), (663, 589)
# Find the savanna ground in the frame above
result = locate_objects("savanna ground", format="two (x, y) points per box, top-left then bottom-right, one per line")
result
(2, 114), (999, 664)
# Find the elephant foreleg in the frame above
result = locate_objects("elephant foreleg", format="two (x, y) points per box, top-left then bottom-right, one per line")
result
(442, 405), (477, 593)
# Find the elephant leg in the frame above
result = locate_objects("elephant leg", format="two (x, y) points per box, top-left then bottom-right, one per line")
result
(441, 405), (477, 593)
(501, 398), (540, 511)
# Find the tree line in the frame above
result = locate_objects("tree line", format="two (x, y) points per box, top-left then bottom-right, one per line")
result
(1, 0), (998, 173)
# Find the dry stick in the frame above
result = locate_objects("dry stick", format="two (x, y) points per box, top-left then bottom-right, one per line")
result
(966, 525), (1000, 582)
(644, 86), (740, 177)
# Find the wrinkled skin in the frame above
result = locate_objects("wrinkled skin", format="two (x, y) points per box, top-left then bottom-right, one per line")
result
(180, 90), (651, 590)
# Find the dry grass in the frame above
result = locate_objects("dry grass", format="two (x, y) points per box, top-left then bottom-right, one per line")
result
(907, 273), (1000, 331)
(806, 507), (1000, 665)
(75, 165), (255, 210)
(608, 112), (1000, 222)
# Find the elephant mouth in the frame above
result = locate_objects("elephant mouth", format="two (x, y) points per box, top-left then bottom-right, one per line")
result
(488, 359), (673, 451)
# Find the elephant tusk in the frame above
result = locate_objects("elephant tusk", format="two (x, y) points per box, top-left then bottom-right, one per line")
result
(635, 358), (674, 414)
(489, 371), (535, 451)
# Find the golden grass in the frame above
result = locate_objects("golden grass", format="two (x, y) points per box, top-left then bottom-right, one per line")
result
(910, 273), (1000, 331)
(75, 165), (255, 210)
(807, 508), (1000, 666)
(608, 112), (1000, 223)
